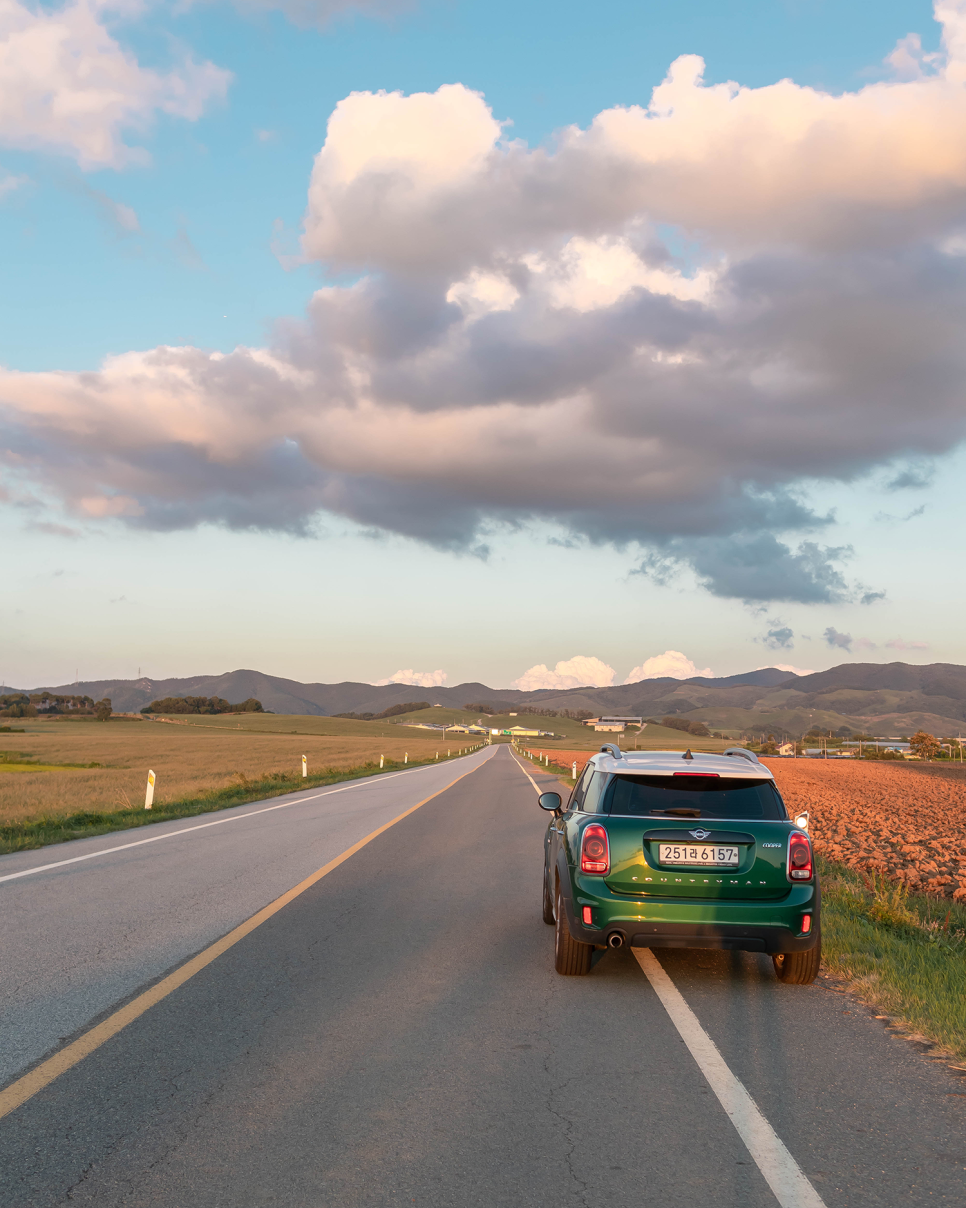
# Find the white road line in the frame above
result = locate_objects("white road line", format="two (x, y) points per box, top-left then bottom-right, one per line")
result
(633, 949), (827, 1208)
(509, 751), (543, 795)
(0, 752), (491, 886)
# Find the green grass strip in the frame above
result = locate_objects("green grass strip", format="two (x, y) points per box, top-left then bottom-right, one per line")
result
(0, 751), (478, 857)
(819, 855), (966, 1059)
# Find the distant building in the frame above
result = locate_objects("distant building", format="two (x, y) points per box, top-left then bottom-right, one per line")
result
(586, 716), (644, 732)
(777, 742), (795, 756)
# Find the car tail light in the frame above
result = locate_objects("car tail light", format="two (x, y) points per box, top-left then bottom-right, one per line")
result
(580, 824), (610, 875)
(801, 914), (812, 934)
(582, 906), (593, 925)
(788, 832), (813, 881)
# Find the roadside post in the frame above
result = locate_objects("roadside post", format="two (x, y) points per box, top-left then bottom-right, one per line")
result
(404, 753), (408, 764)
(380, 755), (384, 768)
(572, 761), (577, 778)
(144, 770), (155, 810)
(302, 755), (307, 778)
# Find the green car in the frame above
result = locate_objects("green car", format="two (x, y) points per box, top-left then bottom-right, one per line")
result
(540, 745), (820, 982)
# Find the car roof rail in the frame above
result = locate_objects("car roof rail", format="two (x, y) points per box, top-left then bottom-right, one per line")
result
(723, 746), (762, 765)
(599, 742), (623, 759)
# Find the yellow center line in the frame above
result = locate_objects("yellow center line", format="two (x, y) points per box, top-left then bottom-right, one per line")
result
(0, 756), (488, 1123)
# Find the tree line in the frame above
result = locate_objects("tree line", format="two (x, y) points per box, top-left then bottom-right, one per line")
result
(334, 701), (431, 721)
(141, 696), (264, 715)
(1, 692), (103, 718)
(464, 702), (595, 720)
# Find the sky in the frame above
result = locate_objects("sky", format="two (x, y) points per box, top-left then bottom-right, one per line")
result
(2, 0), (965, 693)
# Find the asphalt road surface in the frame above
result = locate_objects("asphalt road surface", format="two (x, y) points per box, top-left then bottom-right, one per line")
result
(2, 744), (965, 1206)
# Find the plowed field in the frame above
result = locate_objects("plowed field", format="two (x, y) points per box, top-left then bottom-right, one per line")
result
(765, 759), (966, 901)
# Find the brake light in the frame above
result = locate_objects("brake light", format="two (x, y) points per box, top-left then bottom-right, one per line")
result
(673, 772), (720, 777)
(788, 832), (813, 881)
(580, 824), (610, 874)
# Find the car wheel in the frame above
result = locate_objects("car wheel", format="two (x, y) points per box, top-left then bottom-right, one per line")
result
(773, 929), (821, 984)
(542, 870), (555, 925)
(554, 886), (593, 975)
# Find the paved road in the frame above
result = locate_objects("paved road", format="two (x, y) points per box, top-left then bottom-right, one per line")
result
(0, 747), (495, 1087)
(2, 745), (965, 1206)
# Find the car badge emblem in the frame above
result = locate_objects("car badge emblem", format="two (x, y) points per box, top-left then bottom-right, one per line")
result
(689, 828), (711, 840)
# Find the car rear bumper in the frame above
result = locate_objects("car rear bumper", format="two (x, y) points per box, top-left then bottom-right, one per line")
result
(561, 879), (819, 955)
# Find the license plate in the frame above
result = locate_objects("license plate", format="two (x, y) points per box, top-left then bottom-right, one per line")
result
(658, 843), (740, 867)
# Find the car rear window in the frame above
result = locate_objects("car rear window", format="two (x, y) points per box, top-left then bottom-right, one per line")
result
(603, 774), (787, 820)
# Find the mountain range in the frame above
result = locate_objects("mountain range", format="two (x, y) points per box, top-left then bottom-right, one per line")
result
(18, 662), (966, 736)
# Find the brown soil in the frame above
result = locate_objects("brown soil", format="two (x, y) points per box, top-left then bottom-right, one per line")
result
(764, 759), (966, 901)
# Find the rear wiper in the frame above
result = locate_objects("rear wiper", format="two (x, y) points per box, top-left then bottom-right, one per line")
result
(657, 808), (702, 818)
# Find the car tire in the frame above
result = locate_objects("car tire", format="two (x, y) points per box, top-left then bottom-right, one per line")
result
(554, 887), (593, 975)
(773, 929), (821, 984)
(542, 871), (555, 925)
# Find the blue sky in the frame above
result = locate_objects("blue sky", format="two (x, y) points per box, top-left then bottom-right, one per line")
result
(1, 0), (962, 692)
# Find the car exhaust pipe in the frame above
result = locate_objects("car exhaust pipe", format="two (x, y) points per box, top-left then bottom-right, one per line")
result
(607, 932), (625, 949)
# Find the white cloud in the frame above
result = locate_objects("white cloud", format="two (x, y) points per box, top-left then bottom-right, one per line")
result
(0, 168), (27, 198)
(884, 638), (930, 650)
(373, 668), (448, 687)
(0, 0), (231, 168)
(624, 651), (712, 682)
(765, 663), (815, 676)
(9, 4), (966, 603)
(511, 656), (616, 691)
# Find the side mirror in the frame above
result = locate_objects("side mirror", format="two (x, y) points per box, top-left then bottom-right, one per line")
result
(538, 792), (562, 813)
(794, 811), (809, 831)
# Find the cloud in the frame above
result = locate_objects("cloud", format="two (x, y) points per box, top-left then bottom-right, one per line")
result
(8, 4), (966, 600)
(0, 0), (231, 168)
(885, 637), (930, 650)
(823, 627), (853, 651)
(886, 462), (935, 491)
(638, 535), (855, 604)
(624, 650), (712, 682)
(762, 663), (815, 675)
(373, 668), (447, 687)
(761, 624), (794, 650)
(0, 169), (27, 199)
(69, 179), (141, 236)
(512, 656), (615, 691)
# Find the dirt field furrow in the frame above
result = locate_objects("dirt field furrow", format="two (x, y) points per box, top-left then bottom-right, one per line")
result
(765, 759), (966, 900)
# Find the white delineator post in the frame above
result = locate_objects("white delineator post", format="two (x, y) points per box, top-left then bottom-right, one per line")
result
(144, 770), (156, 810)
(380, 755), (384, 769)
(404, 753), (408, 764)
(302, 755), (307, 778)
(572, 761), (577, 778)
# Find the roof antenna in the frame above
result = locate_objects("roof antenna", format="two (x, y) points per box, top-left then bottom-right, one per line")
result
(682, 748), (694, 760)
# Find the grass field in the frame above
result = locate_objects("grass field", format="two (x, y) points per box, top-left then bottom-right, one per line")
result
(392, 707), (733, 751)
(0, 716), (480, 828)
(820, 857), (966, 1061)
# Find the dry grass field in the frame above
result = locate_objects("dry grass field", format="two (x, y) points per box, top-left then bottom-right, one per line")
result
(0, 718), (475, 826)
